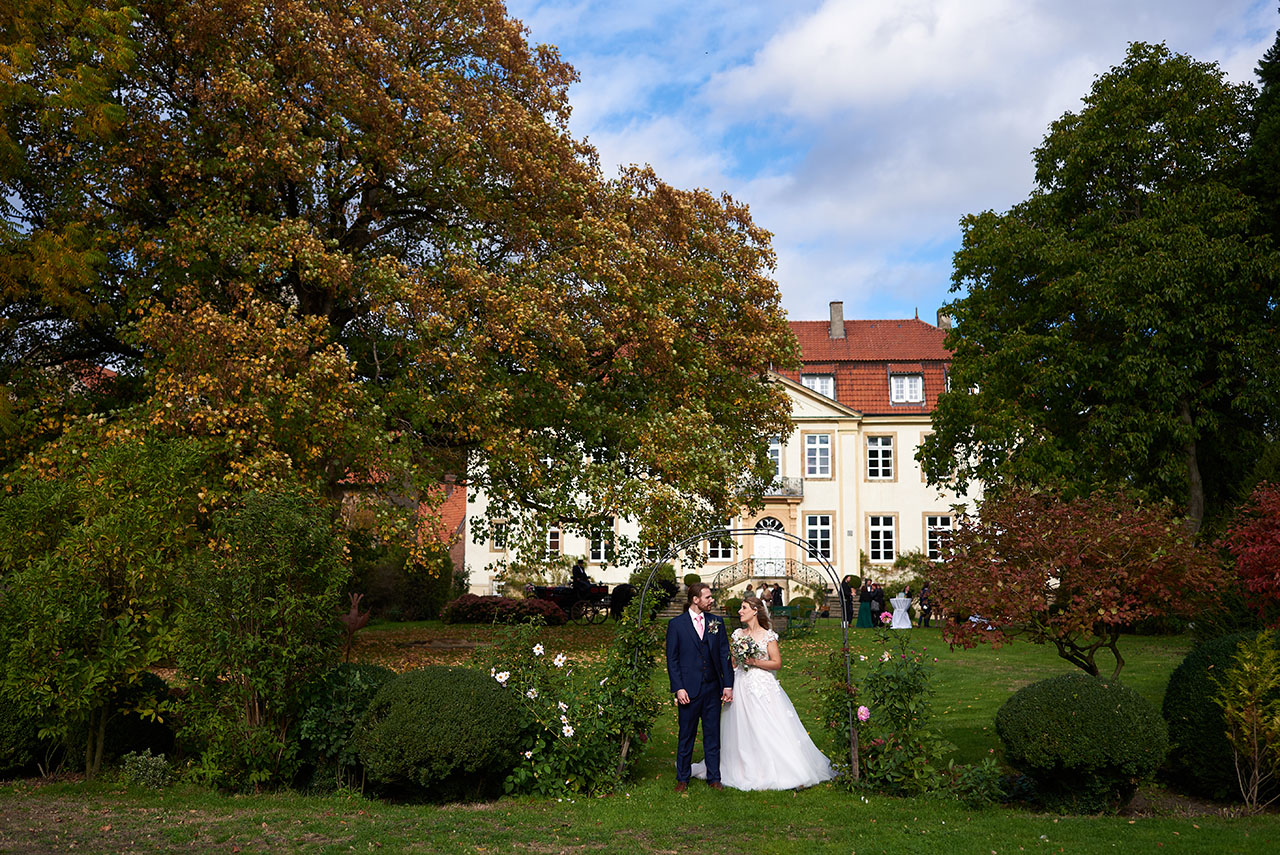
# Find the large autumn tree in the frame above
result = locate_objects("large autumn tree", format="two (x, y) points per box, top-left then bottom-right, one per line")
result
(920, 43), (1280, 533)
(0, 0), (797, 776)
(1, 0), (797, 552)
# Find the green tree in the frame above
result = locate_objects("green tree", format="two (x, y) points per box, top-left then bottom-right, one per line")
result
(0, 435), (207, 778)
(921, 43), (1280, 533)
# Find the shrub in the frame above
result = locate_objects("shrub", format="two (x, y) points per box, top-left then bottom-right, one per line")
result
(439, 594), (567, 626)
(296, 663), (398, 789)
(853, 630), (953, 794)
(173, 491), (349, 791)
(478, 613), (665, 796)
(1163, 631), (1280, 800)
(682, 573), (701, 588)
(723, 597), (743, 620)
(1212, 629), (1280, 811)
(788, 596), (816, 612)
(97, 672), (175, 761)
(120, 749), (172, 789)
(628, 563), (677, 606)
(997, 672), (1167, 813)
(0, 703), (45, 778)
(348, 531), (453, 621)
(355, 667), (524, 801)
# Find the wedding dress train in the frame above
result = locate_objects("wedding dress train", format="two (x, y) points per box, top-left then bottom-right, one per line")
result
(691, 629), (835, 790)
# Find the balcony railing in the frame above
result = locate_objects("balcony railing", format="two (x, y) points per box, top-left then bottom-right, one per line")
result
(708, 557), (827, 594)
(763, 476), (803, 498)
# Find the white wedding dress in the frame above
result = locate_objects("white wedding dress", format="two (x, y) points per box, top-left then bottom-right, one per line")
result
(691, 629), (836, 790)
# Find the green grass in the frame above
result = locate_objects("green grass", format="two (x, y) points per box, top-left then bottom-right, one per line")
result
(3, 620), (1276, 854)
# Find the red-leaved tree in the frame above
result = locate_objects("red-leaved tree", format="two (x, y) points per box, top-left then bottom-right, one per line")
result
(935, 488), (1221, 679)
(1221, 483), (1280, 627)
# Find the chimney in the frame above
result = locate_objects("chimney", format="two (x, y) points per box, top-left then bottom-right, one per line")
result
(829, 301), (845, 339)
(936, 310), (952, 330)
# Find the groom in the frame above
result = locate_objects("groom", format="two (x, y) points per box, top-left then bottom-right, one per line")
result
(665, 582), (733, 792)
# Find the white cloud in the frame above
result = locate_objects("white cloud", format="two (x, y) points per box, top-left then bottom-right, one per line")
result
(505, 1), (1280, 319)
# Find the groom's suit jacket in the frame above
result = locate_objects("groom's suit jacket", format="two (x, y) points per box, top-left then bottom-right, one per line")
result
(666, 610), (734, 701)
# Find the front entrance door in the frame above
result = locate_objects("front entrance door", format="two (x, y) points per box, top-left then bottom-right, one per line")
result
(753, 517), (786, 577)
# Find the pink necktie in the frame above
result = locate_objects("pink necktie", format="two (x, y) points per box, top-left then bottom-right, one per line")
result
(695, 613), (704, 639)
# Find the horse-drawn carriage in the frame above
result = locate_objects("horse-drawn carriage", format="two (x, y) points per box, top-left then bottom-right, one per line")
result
(530, 583), (612, 624)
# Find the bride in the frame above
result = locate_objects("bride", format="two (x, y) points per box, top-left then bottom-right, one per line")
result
(692, 595), (835, 790)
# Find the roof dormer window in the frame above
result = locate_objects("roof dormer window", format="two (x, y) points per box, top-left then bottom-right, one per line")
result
(890, 374), (923, 403)
(802, 374), (835, 399)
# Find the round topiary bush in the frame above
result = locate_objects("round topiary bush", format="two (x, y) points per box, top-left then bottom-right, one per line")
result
(683, 573), (701, 588)
(1162, 631), (1280, 801)
(355, 666), (524, 801)
(997, 672), (1168, 813)
(297, 663), (398, 787)
(788, 596), (816, 611)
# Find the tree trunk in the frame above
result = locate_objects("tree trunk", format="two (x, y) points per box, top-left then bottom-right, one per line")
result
(1181, 398), (1204, 535)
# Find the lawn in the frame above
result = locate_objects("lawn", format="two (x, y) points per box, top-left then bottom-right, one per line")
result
(2, 619), (1275, 854)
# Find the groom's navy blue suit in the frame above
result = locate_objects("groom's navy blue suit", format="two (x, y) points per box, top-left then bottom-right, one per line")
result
(666, 609), (734, 784)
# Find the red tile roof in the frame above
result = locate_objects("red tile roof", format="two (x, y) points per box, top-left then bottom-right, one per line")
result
(784, 317), (952, 415)
(790, 319), (951, 361)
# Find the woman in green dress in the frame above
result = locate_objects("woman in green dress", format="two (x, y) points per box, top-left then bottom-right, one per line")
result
(855, 581), (874, 628)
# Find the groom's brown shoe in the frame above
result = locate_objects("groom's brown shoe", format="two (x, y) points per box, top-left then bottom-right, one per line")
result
(674, 781), (688, 793)
(708, 782), (724, 790)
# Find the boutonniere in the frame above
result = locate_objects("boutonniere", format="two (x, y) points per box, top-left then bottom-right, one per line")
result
(707, 620), (721, 635)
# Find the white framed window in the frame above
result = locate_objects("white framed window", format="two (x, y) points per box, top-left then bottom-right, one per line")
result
(491, 522), (507, 551)
(926, 515), (953, 560)
(869, 515), (896, 562)
(805, 434), (831, 478)
(891, 374), (924, 403)
(590, 518), (615, 562)
(805, 514), (833, 560)
(802, 374), (835, 399)
(644, 544), (662, 562)
(768, 436), (782, 479)
(867, 435), (894, 479)
(545, 526), (561, 560)
(707, 522), (734, 561)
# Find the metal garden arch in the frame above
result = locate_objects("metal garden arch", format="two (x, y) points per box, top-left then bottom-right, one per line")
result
(633, 525), (861, 778)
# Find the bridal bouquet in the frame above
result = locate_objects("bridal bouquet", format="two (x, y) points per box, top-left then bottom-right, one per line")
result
(730, 634), (765, 669)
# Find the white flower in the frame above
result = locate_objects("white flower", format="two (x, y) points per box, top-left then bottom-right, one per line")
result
(526, 688), (538, 699)
(560, 714), (569, 724)
(880, 651), (891, 662)
(533, 644), (544, 656)
(858, 655), (867, 662)
(495, 671), (510, 685)
(490, 667), (496, 676)
(562, 724), (575, 737)
(558, 701), (569, 712)
(554, 653), (567, 668)
(524, 750), (533, 759)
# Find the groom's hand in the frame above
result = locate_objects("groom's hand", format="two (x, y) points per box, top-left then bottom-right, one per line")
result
(675, 689), (690, 705)
(721, 688), (733, 703)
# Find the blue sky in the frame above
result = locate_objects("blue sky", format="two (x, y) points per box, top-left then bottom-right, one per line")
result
(506, 0), (1278, 324)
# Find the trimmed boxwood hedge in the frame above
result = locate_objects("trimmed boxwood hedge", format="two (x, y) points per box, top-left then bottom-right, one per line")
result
(354, 666), (524, 801)
(997, 672), (1167, 813)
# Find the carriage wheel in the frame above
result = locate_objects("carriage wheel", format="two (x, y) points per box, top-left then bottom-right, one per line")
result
(588, 602), (609, 624)
(570, 601), (590, 624)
